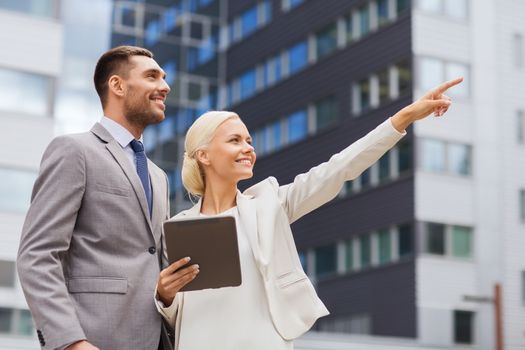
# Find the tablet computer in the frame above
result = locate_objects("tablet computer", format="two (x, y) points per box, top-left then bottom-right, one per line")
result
(163, 216), (242, 292)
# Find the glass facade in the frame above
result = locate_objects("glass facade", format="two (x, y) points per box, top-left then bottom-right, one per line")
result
(454, 310), (474, 344)
(0, 0), (57, 18)
(316, 23), (337, 59)
(452, 226), (472, 258)
(288, 41), (308, 74)
(315, 244), (337, 276)
(426, 223), (446, 255)
(422, 139), (446, 172)
(378, 229), (392, 264)
(398, 224), (413, 257)
(0, 68), (51, 116)
(0, 260), (15, 288)
(315, 96), (337, 130)
(287, 110), (308, 143)
(360, 235), (371, 268)
(0, 168), (37, 213)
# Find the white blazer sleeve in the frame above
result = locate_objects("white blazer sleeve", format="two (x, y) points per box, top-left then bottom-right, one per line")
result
(277, 118), (406, 224)
(154, 285), (180, 325)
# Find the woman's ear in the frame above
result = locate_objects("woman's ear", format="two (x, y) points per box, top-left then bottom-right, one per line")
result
(108, 75), (125, 98)
(195, 149), (211, 166)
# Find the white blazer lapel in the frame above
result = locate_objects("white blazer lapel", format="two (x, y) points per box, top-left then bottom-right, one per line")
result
(236, 191), (263, 268)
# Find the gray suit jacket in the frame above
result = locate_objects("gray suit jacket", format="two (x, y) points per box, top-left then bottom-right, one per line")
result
(17, 123), (170, 350)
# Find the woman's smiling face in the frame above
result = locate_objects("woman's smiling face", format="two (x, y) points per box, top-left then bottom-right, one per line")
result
(198, 118), (256, 185)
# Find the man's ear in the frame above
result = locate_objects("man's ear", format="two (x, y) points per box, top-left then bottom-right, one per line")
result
(108, 75), (125, 98)
(195, 149), (210, 166)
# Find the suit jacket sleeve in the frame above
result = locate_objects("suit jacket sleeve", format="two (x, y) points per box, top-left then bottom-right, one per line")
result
(17, 136), (87, 349)
(276, 118), (406, 224)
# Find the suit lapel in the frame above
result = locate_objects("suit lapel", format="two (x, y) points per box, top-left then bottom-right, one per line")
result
(149, 163), (165, 241)
(91, 123), (154, 235)
(236, 191), (263, 266)
(105, 140), (153, 232)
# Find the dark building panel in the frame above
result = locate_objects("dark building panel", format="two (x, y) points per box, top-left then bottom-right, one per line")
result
(230, 18), (412, 128)
(315, 259), (417, 337)
(226, 3), (411, 78)
(291, 177), (414, 248)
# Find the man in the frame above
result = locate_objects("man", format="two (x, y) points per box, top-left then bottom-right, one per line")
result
(17, 46), (172, 350)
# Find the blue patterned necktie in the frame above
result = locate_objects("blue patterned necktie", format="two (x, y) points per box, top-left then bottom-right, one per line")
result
(130, 139), (152, 217)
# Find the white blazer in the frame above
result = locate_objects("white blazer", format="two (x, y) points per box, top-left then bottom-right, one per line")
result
(156, 118), (405, 343)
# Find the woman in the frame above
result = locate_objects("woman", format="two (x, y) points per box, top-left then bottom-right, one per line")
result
(155, 78), (463, 349)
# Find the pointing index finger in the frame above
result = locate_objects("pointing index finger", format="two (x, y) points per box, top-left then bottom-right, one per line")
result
(434, 77), (463, 94)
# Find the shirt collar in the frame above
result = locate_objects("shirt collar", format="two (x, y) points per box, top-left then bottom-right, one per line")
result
(100, 116), (143, 148)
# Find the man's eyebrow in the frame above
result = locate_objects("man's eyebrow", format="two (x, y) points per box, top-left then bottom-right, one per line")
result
(143, 68), (166, 78)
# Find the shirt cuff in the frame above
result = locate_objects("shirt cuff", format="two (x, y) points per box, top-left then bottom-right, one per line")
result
(388, 117), (408, 136)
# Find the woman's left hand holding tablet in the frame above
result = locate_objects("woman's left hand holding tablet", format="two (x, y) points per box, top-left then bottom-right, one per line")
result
(157, 257), (200, 307)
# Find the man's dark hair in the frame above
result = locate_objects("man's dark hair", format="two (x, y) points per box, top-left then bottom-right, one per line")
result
(94, 46), (154, 107)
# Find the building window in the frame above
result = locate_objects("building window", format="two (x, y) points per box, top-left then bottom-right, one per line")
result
(358, 78), (371, 112)
(426, 223), (446, 255)
(378, 69), (390, 105)
(378, 153), (390, 182)
(0, 308), (12, 333)
(315, 96), (338, 131)
(360, 168), (372, 190)
(240, 6), (258, 38)
(299, 251), (308, 272)
(287, 110), (308, 143)
(447, 143), (471, 176)
(420, 57), (444, 92)
(420, 57), (469, 97)
(315, 245), (337, 277)
(316, 23), (337, 59)
(454, 310), (474, 344)
(376, 0), (389, 27)
(397, 0), (410, 15)
(419, 0), (440, 13)
(0, 260), (16, 288)
(345, 13), (354, 43)
(419, 0), (467, 19)
(0, 168), (37, 213)
(263, 55), (282, 87)
(282, 0), (304, 12)
(0, 0), (57, 18)
(0, 67), (52, 116)
(517, 110), (524, 144)
(145, 19), (161, 46)
(452, 226), (472, 258)
(443, 0), (467, 19)
(263, 0), (273, 24)
(422, 138), (447, 172)
(424, 222), (473, 258)
(397, 142), (413, 174)
(269, 120), (283, 152)
(378, 229), (392, 264)
(397, 60), (412, 96)
(288, 41), (308, 74)
(345, 240), (354, 271)
(421, 139), (472, 176)
(514, 33), (523, 68)
(358, 5), (370, 37)
(16, 310), (33, 336)
(0, 308), (34, 336)
(360, 235), (371, 268)
(398, 224), (413, 257)
(239, 69), (257, 101)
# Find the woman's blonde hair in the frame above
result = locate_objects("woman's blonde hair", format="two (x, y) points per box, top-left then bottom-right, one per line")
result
(181, 110), (240, 197)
